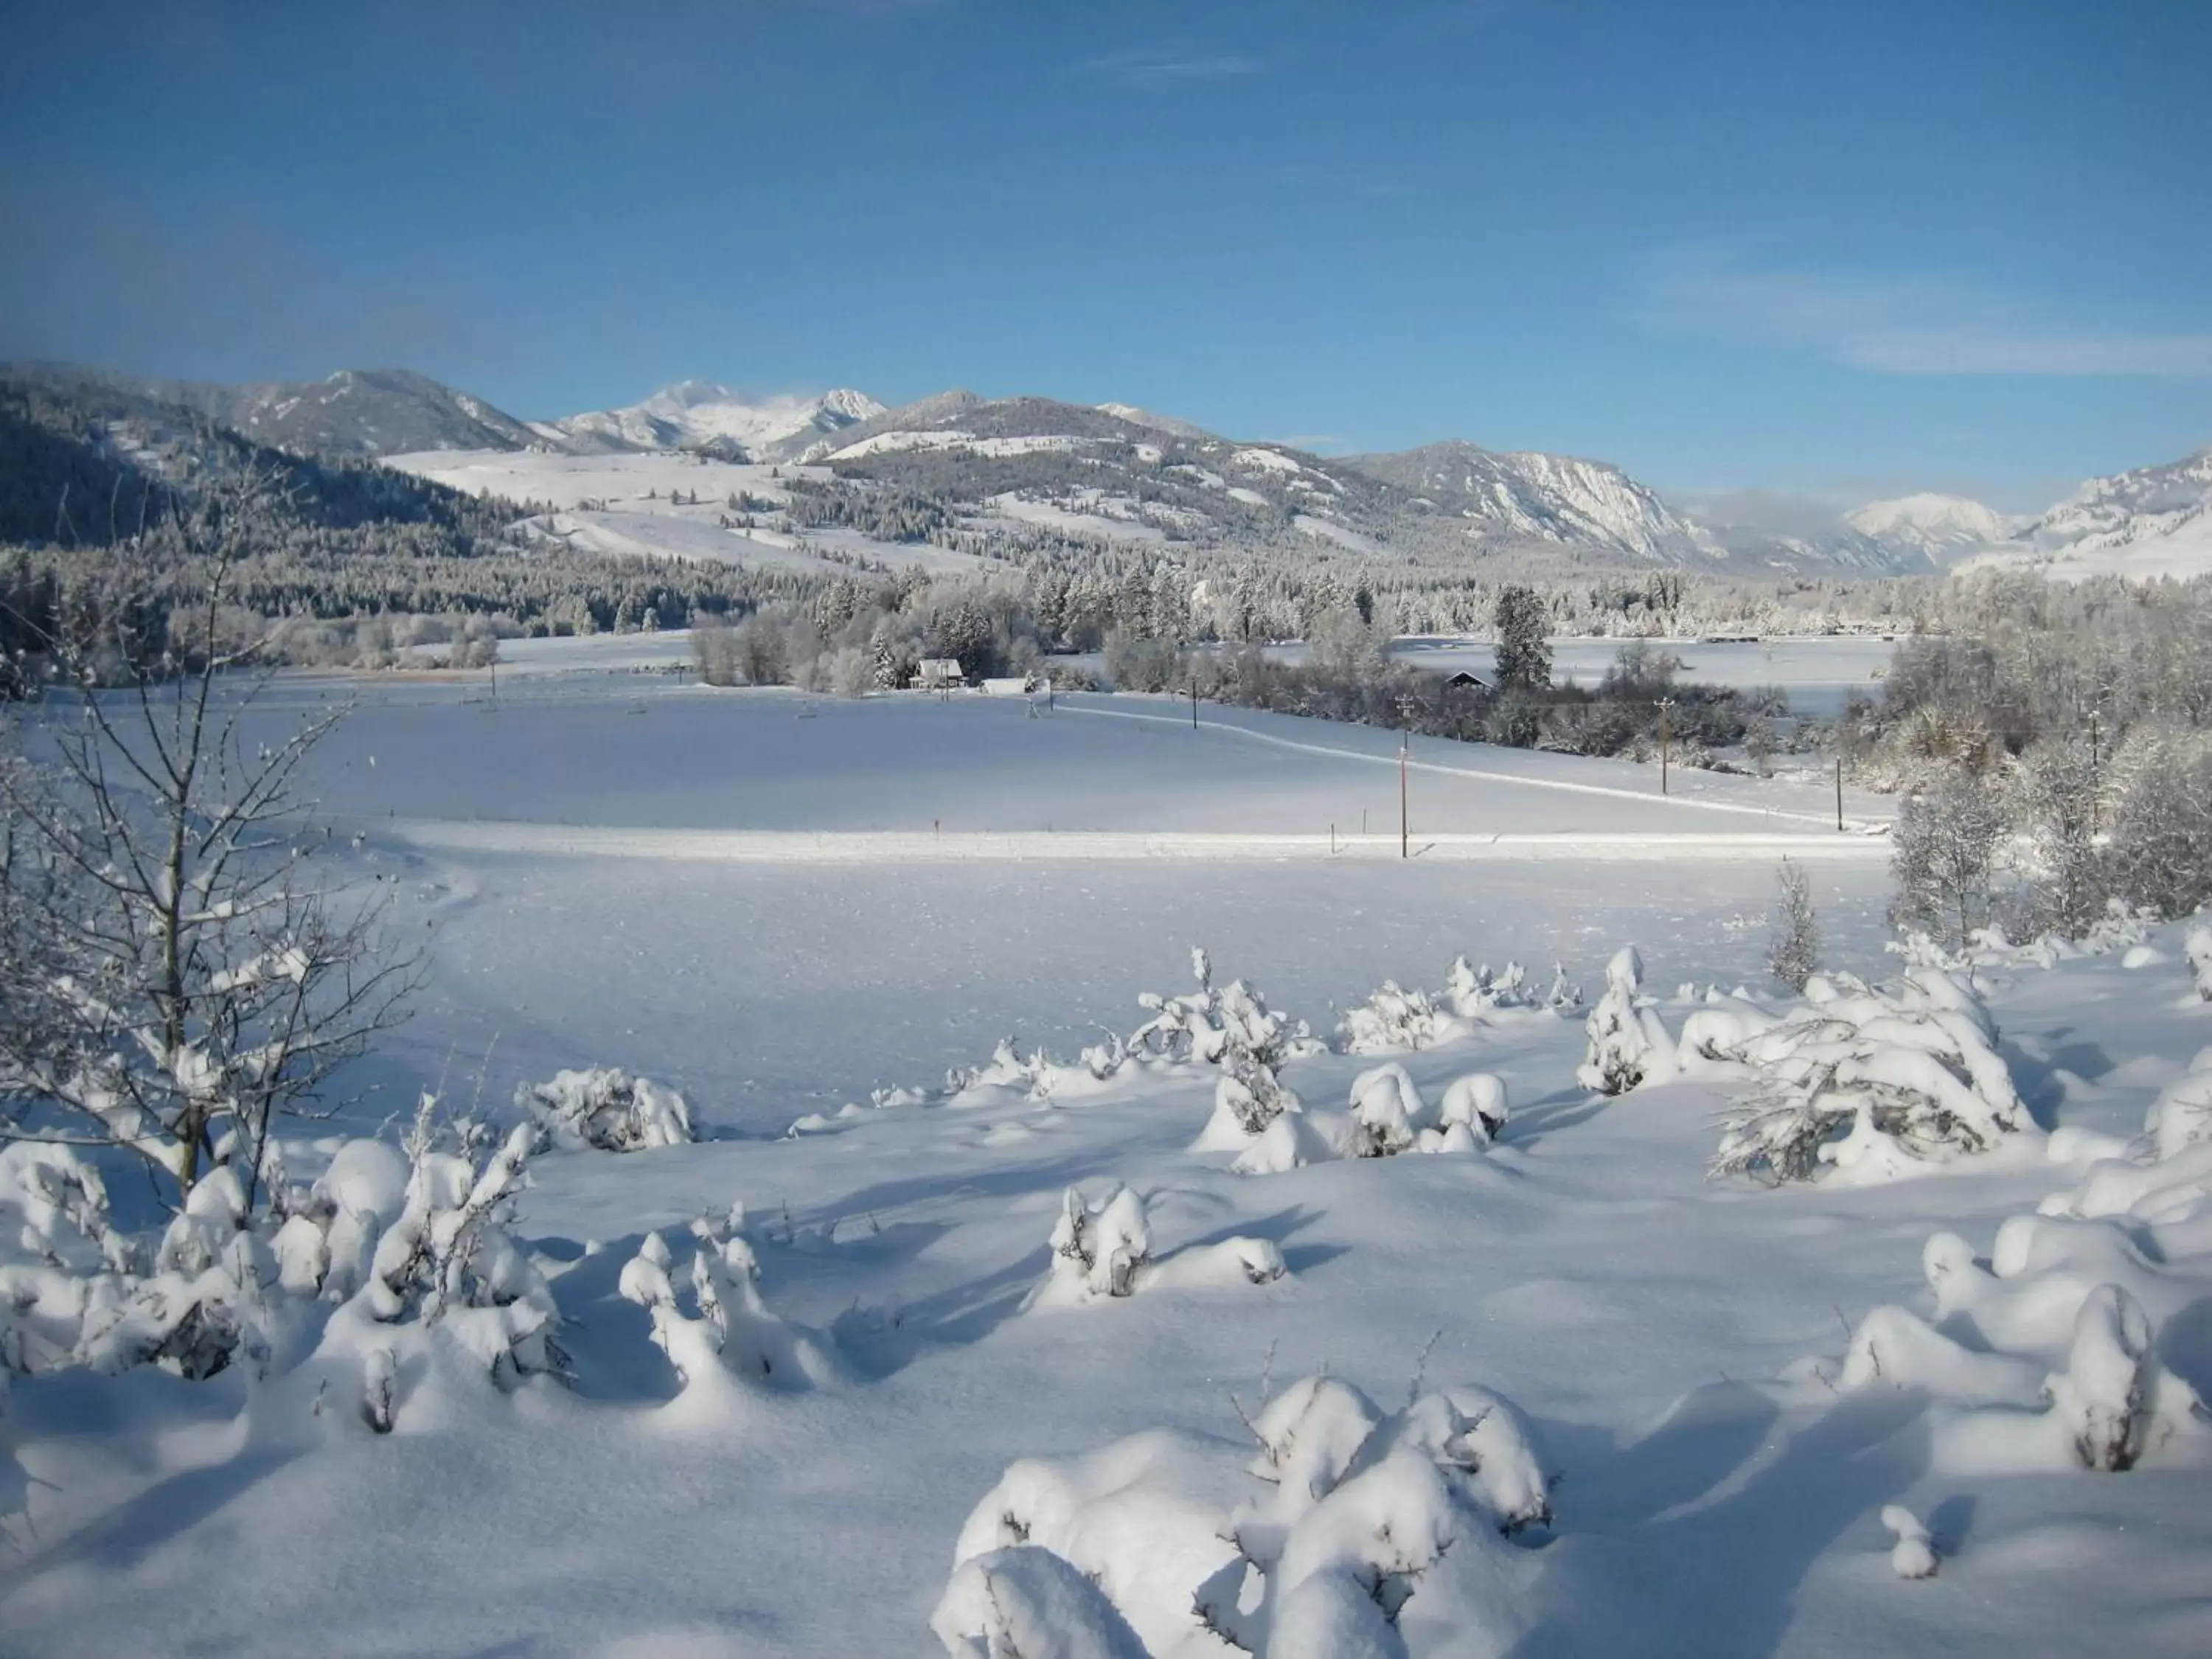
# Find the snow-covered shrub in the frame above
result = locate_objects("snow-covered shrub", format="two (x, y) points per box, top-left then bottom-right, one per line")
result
(0, 1143), (126, 1378)
(358, 1110), (563, 1405)
(2046, 1283), (2170, 1472)
(1675, 999), (1782, 1071)
(1710, 964), (2027, 1183)
(1545, 963), (1583, 1011)
(1576, 947), (1675, 1096)
(3, 1119), (509, 1402)
(941, 1428), (1249, 1658)
(519, 1066), (693, 1152)
(1130, 947), (1321, 1072)
(1438, 1073), (1509, 1144)
(1230, 1109), (1343, 1176)
(942, 1374), (1554, 1659)
(1338, 981), (1455, 1054)
(618, 1206), (839, 1399)
(0, 1141), (279, 1384)
(1030, 1185), (1288, 1306)
(931, 1546), (1150, 1659)
(1349, 1062), (1427, 1156)
(1048, 1184), (1150, 1301)
(946, 1036), (1043, 1097)
(1194, 1061), (1303, 1150)
(2146, 1048), (2212, 1162)
(2187, 922), (2212, 1002)
(1212, 1374), (1554, 1655)
(1821, 1138), (2210, 1475)
(1882, 1506), (1938, 1579)
(1444, 956), (1531, 1018)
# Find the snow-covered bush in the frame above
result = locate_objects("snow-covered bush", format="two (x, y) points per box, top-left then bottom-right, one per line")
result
(1338, 981), (1456, 1054)
(0, 1138), (282, 1384)
(618, 1204), (840, 1399)
(1438, 1073), (1509, 1145)
(2146, 1047), (2212, 1162)
(1040, 1185), (1152, 1303)
(1444, 956), (1531, 1017)
(2186, 922), (2212, 1001)
(1576, 947), (1675, 1096)
(1545, 963), (1583, 1011)
(1194, 1061), (1304, 1150)
(1348, 1062), (1427, 1156)
(519, 1066), (694, 1152)
(357, 1109), (564, 1406)
(1710, 964), (2028, 1183)
(1674, 998), (1783, 1071)
(931, 1545), (1150, 1659)
(1029, 1185), (1287, 1307)
(1818, 1129), (2211, 1475)
(2046, 1283), (2169, 1472)
(0, 1088), (566, 1418)
(1882, 1506), (1938, 1579)
(1130, 947), (1321, 1072)
(942, 1372), (1554, 1658)
(1229, 1108), (1344, 1176)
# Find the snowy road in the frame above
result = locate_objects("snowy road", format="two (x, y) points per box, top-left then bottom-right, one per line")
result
(371, 821), (1893, 863)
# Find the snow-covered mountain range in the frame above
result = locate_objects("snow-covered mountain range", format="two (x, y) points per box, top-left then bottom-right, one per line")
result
(1, 363), (540, 456)
(1970, 447), (2212, 580)
(1843, 493), (2015, 562)
(7, 358), (2205, 579)
(1344, 439), (1721, 565)
(534, 380), (886, 461)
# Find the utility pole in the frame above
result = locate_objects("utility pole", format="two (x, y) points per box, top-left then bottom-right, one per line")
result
(1835, 754), (1845, 832)
(1399, 731), (1410, 860)
(1657, 698), (1676, 796)
(1192, 680), (1199, 730)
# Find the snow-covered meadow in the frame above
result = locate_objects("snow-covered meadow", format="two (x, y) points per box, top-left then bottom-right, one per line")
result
(4, 668), (2209, 1658)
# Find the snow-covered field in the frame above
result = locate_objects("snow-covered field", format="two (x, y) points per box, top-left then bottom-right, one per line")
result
(5, 672), (2208, 1659)
(476, 628), (1900, 719)
(386, 448), (987, 577)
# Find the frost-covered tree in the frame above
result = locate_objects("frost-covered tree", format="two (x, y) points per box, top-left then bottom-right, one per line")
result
(1890, 768), (2006, 950)
(2009, 737), (2107, 937)
(1492, 585), (1551, 692)
(0, 485), (419, 1215)
(2106, 732), (2212, 919)
(1710, 965), (2025, 1183)
(1766, 860), (1820, 993)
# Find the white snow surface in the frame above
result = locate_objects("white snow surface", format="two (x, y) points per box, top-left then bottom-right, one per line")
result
(5, 672), (2209, 1659)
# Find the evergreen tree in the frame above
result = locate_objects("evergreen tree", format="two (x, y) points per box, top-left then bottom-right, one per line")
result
(1492, 586), (1551, 692)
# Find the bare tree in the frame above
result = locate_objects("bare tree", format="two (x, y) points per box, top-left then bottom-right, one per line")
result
(0, 471), (421, 1211)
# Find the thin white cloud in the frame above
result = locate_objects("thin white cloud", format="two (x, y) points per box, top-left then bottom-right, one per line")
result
(1639, 244), (2212, 378)
(1087, 49), (1267, 86)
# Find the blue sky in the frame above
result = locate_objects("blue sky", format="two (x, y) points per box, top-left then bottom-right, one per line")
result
(1, 0), (2205, 511)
